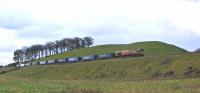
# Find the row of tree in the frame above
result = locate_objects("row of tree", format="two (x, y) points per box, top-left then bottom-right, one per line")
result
(13, 36), (94, 64)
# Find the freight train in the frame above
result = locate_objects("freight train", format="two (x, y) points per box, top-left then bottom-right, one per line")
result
(23, 49), (144, 67)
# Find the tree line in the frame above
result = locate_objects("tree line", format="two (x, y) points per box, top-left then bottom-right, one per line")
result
(13, 36), (94, 64)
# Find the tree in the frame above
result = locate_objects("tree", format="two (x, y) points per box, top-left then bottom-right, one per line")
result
(60, 39), (67, 52)
(62, 38), (68, 52)
(80, 38), (86, 48)
(44, 43), (49, 57)
(22, 46), (33, 62)
(83, 36), (94, 47)
(29, 44), (44, 59)
(73, 37), (82, 49)
(40, 45), (45, 58)
(13, 56), (19, 64)
(64, 38), (74, 50)
(54, 40), (60, 54)
(36, 44), (44, 58)
(30, 45), (38, 59)
(45, 42), (55, 56)
(13, 49), (24, 65)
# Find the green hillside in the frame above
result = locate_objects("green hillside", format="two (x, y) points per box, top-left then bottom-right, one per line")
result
(37, 41), (187, 62)
(4, 52), (200, 81)
(1, 41), (199, 93)
(3, 41), (195, 81)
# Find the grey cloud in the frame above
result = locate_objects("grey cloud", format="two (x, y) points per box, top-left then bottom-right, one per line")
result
(0, 47), (14, 52)
(16, 24), (63, 39)
(155, 21), (200, 52)
(162, 31), (200, 52)
(75, 20), (131, 36)
(0, 11), (33, 29)
(191, 0), (200, 2)
(69, 20), (200, 52)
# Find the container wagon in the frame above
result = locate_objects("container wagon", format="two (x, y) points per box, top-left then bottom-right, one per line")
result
(68, 57), (81, 62)
(47, 60), (56, 64)
(82, 55), (97, 61)
(56, 58), (67, 63)
(38, 61), (46, 65)
(97, 53), (114, 59)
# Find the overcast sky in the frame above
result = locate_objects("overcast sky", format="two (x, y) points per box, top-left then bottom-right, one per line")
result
(0, 0), (200, 65)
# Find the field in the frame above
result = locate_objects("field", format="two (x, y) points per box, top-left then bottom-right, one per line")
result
(0, 76), (200, 93)
(1, 41), (200, 93)
(1, 52), (200, 93)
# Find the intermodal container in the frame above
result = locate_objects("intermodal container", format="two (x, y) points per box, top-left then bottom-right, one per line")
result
(68, 57), (81, 62)
(47, 60), (55, 64)
(39, 61), (46, 65)
(82, 55), (97, 61)
(97, 53), (114, 59)
(56, 58), (67, 63)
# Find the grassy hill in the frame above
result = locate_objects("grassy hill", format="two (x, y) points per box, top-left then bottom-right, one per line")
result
(3, 52), (200, 81)
(37, 41), (187, 62)
(3, 41), (197, 81)
(1, 41), (200, 93)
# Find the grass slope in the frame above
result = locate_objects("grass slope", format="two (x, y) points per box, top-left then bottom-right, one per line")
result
(37, 41), (187, 61)
(0, 41), (199, 93)
(4, 52), (200, 81)
(2, 41), (191, 81)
